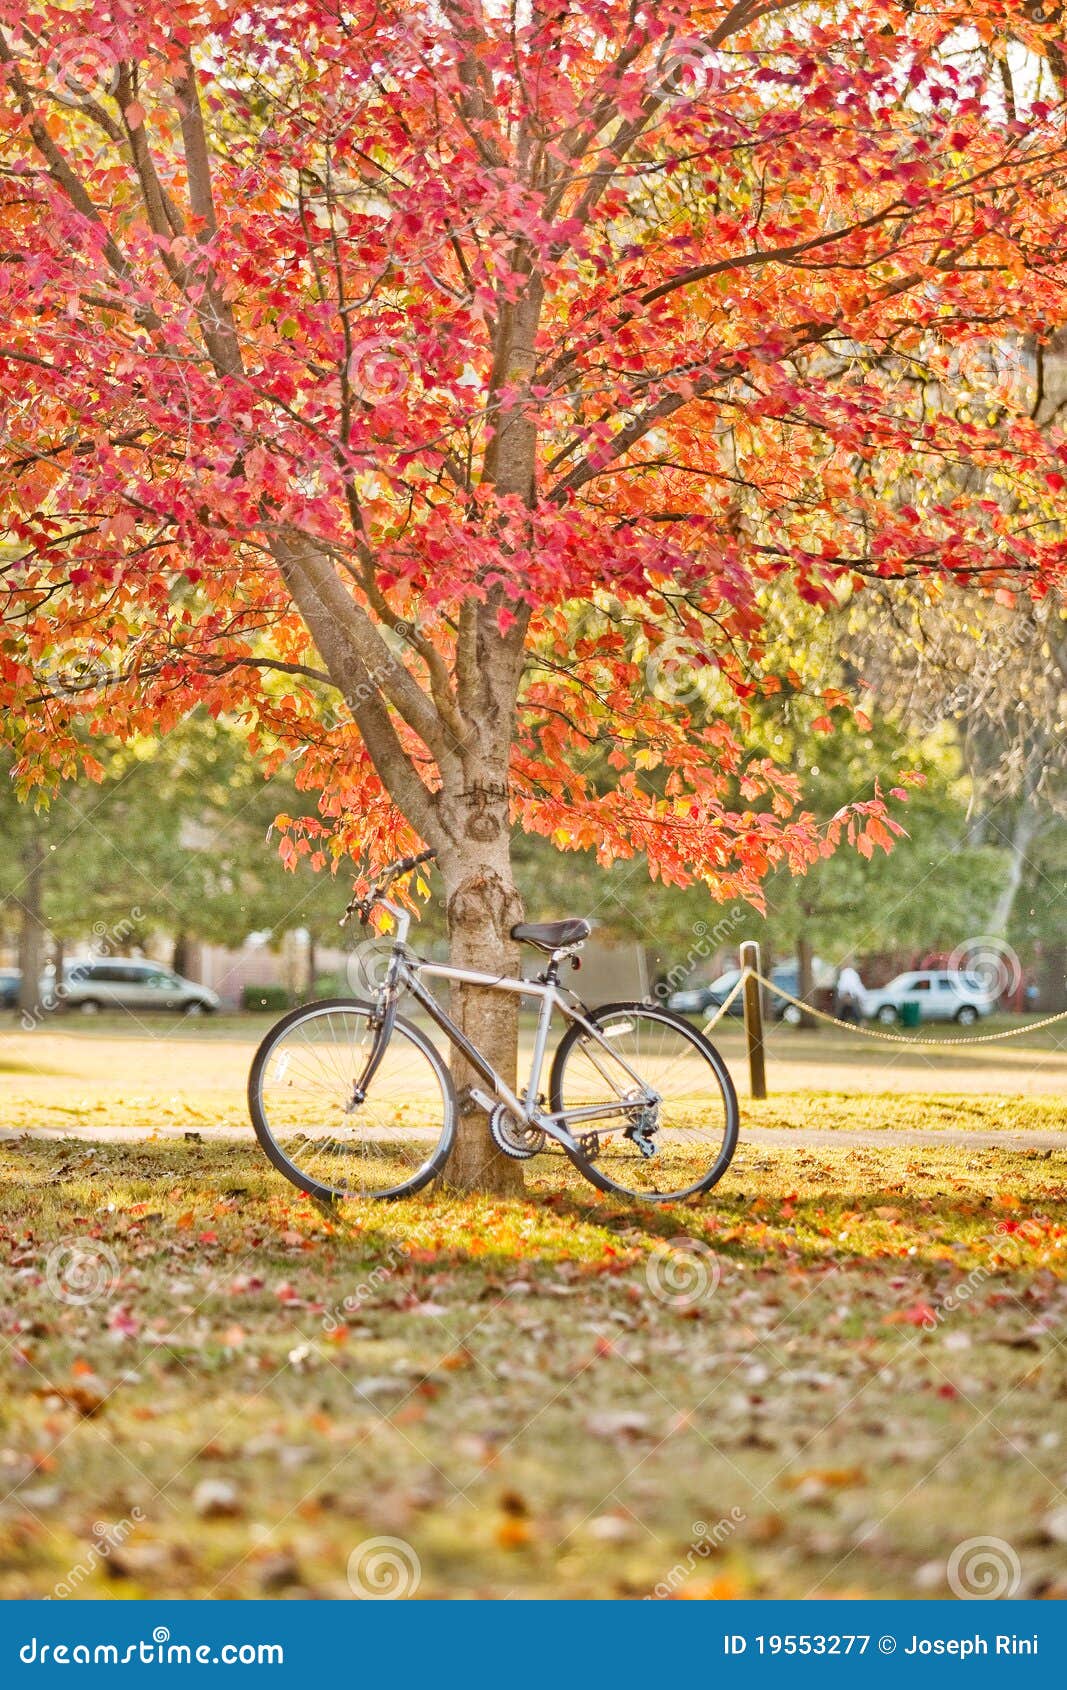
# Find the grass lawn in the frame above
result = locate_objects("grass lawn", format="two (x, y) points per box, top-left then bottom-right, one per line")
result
(2, 1120), (1066, 1599)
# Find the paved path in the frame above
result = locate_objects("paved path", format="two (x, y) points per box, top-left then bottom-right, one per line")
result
(2, 1123), (1063, 1151)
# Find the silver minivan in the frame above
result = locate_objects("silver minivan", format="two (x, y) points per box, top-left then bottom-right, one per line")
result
(61, 960), (220, 1015)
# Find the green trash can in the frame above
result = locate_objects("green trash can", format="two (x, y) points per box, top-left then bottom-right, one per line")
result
(900, 1000), (921, 1029)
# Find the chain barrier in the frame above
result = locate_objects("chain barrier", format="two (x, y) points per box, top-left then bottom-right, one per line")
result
(701, 967), (1067, 1051)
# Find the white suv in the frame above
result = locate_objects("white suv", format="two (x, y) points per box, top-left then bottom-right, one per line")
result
(862, 970), (996, 1026)
(61, 960), (220, 1015)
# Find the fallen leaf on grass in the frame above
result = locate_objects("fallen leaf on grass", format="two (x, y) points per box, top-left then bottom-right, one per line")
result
(495, 1517), (533, 1549)
(584, 1410), (651, 1439)
(676, 1573), (746, 1600)
(36, 1373), (108, 1417)
(780, 1465), (866, 1493)
(193, 1479), (241, 1519)
(884, 1303), (936, 1327)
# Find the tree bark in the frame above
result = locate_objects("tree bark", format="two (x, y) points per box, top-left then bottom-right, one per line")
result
(16, 835), (46, 1017)
(437, 782), (525, 1195)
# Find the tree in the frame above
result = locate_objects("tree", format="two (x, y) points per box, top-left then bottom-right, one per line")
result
(0, 717), (346, 1007)
(753, 715), (1008, 977)
(3, 4), (1067, 1187)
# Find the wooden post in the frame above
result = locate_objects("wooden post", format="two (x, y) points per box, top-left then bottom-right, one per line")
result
(740, 940), (767, 1099)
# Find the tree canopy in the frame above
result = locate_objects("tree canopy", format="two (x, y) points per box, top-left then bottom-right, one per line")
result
(3, 2), (1066, 893)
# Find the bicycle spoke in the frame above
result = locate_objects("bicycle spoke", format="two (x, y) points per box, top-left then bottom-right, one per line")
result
(552, 1006), (738, 1200)
(250, 1003), (454, 1200)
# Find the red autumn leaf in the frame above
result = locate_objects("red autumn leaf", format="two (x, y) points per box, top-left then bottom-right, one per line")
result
(884, 1303), (937, 1328)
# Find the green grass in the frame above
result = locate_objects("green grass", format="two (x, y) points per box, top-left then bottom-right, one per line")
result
(746, 1092), (1067, 1135)
(2, 1128), (1066, 1599)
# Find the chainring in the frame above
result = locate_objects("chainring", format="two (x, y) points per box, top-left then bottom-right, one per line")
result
(489, 1103), (547, 1160)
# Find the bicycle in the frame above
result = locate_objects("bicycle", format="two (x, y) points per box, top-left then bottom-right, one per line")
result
(248, 850), (739, 1204)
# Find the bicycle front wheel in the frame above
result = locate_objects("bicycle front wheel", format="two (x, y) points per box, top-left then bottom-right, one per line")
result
(549, 1003), (739, 1202)
(248, 999), (456, 1201)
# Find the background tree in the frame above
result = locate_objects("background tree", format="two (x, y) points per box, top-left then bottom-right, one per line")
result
(0, 717), (343, 1007)
(3, 3), (1067, 1186)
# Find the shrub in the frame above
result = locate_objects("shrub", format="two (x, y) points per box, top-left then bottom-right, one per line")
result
(241, 984), (290, 1013)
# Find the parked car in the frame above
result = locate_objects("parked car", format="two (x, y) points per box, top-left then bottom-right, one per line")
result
(0, 968), (21, 1008)
(861, 970), (996, 1026)
(668, 959), (830, 1024)
(60, 960), (220, 1015)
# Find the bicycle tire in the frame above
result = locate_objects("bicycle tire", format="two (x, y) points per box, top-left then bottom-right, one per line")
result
(549, 1001), (739, 1202)
(248, 997), (457, 1201)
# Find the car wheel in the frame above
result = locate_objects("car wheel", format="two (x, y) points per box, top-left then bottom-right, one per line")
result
(78, 999), (102, 1015)
(181, 1000), (206, 1016)
(955, 1004), (979, 1026)
(876, 1004), (898, 1025)
(781, 1003), (803, 1026)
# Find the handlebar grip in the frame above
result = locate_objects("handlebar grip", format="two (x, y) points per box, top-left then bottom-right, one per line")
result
(389, 848), (437, 876)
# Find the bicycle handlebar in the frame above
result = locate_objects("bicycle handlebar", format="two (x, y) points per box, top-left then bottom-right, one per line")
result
(340, 848), (437, 927)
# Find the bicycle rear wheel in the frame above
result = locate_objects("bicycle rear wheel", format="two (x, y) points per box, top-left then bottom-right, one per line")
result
(549, 1003), (738, 1202)
(248, 999), (456, 1201)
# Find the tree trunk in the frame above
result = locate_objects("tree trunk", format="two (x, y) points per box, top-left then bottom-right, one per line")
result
(16, 835), (46, 1017)
(988, 796), (1039, 937)
(796, 933), (817, 1029)
(172, 932), (190, 977)
(305, 931), (317, 1000)
(51, 935), (65, 1013)
(438, 786), (525, 1195)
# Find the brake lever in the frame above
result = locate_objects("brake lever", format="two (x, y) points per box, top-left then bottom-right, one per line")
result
(339, 894), (365, 929)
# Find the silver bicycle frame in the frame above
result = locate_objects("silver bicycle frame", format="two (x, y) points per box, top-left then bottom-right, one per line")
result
(372, 898), (655, 1150)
